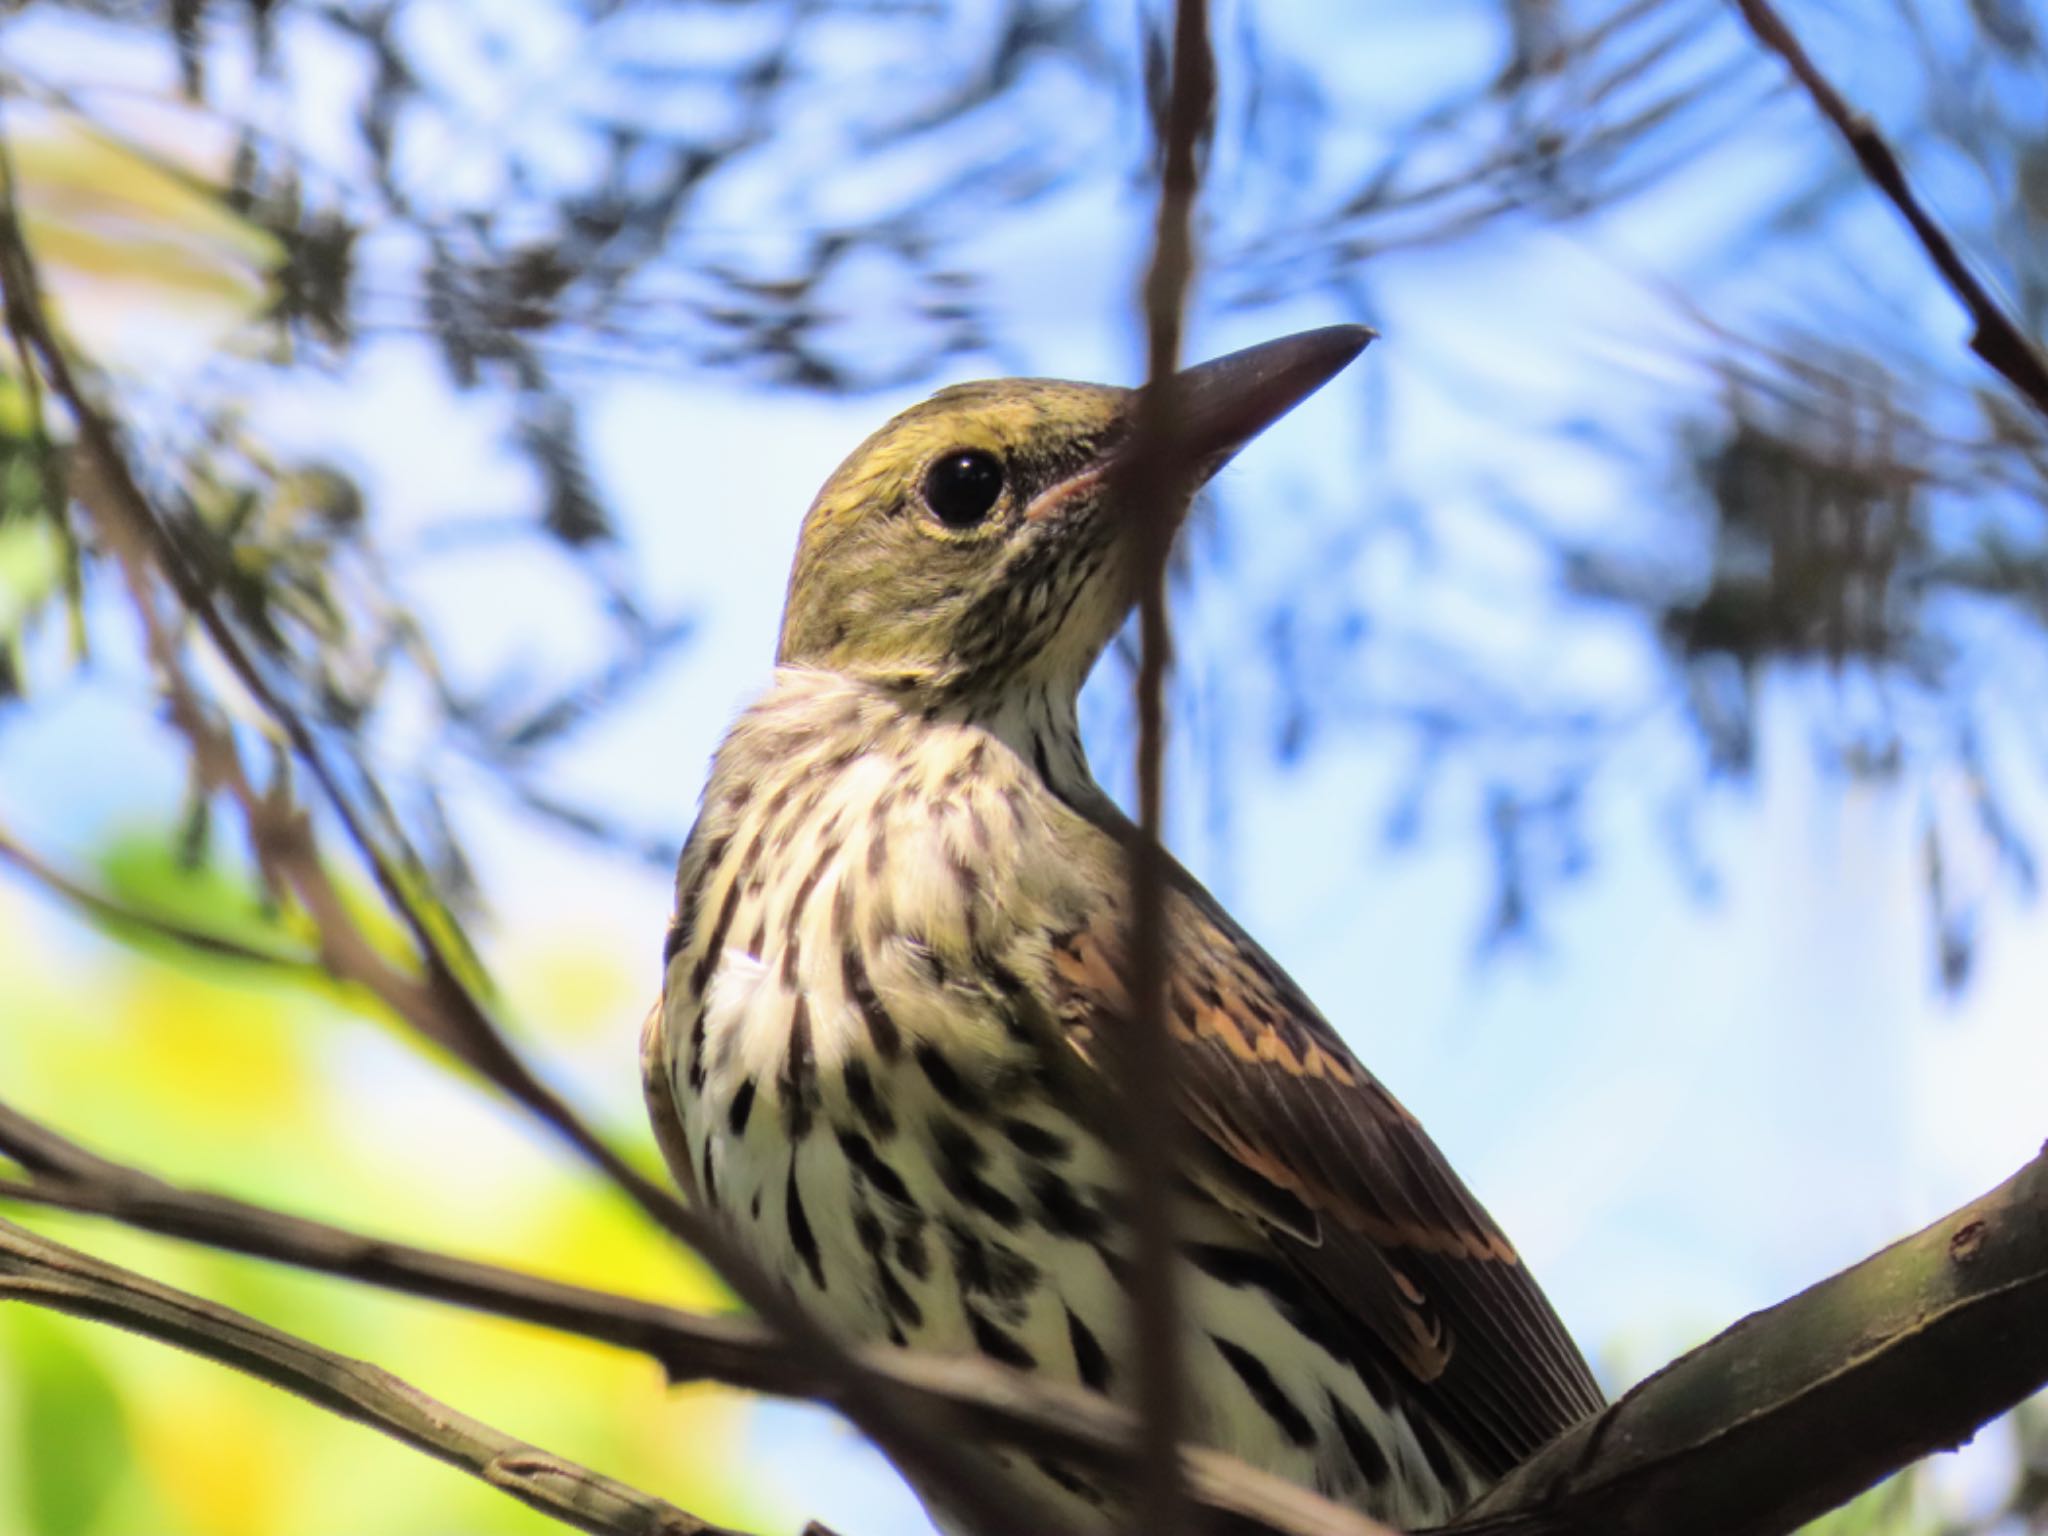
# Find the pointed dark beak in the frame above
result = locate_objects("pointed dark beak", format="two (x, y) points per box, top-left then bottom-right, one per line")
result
(1126, 323), (1374, 482)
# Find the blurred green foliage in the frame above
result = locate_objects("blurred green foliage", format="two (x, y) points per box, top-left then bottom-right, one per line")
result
(0, 840), (769, 1536)
(8, 1313), (128, 1536)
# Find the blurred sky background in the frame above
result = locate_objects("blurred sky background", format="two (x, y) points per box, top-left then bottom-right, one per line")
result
(2, 1), (2046, 1533)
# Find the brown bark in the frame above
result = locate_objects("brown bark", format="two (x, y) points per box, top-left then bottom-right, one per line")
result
(1453, 1146), (2048, 1536)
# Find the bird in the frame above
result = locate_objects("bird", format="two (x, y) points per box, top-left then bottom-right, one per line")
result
(646, 325), (1604, 1533)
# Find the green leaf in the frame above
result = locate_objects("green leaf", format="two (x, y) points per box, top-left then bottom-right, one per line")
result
(7, 1312), (130, 1536)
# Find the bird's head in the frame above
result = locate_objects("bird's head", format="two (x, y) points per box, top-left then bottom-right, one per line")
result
(777, 324), (1372, 709)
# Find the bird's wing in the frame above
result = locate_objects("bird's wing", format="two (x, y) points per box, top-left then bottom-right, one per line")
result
(1043, 878), (1604, 1477)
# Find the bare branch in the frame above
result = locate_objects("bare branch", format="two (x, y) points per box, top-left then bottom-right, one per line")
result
(9, 1027), (2048, 1536)
(1727, 0), (2048, 423)
(1117, 2), (1217, 1531)
(1451, 1144), (2048, 1536)
(0, 1095), (1401, 1536)
(0, 1216), (756, 1536)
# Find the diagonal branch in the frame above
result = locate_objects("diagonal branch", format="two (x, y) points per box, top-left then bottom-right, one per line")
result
(0, 1097), (808, 1399)
(0, 1216), (756, 1536)
(9, 1066), (2048, 1536)
(1450, 1143), (2048, 1536)
(0, 120), (668, 1212)
(1727, 0), (2048, 423)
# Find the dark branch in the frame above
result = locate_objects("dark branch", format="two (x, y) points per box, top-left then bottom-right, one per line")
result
(9, 1076), (2048, 1536)
(1451, 1143), (2048, 1536)
(0, 1094), (1397, 1536)
(0, 1103), (792, 1395)
(0, 1216), (756, 1536)
(1728, 0), (2048, 423)
(1120, 1), (1216, 1531)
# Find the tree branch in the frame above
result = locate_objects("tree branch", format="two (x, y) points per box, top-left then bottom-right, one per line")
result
(0, 1097), (831, 1404)
(1727, 0), (2048, 423)
(12, 1092), (2048, 1536)
(1121, 1), (1216, 1530)
(0, 1095), (1397, 1536)
(1450, 1143), (2048, 1536)
(0, 1216), (756, 1536)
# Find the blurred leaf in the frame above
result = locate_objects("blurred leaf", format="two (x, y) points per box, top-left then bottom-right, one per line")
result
(7, 1311), (130, 1536)
(0, 518), (64, 634)
(14, 119), (278, 321)
(98, 830), (311, 952)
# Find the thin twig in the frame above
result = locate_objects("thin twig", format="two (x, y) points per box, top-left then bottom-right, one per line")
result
(1119, 2), (1216, 1532)
(1727, 0), (2048, 423)
(0, 1216), (754, 1536)
(0, 827), (324, 976)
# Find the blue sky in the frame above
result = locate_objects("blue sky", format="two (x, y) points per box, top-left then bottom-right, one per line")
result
(5, 3), (2046, 1532)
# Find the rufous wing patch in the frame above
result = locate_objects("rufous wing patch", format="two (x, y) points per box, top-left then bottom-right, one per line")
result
(1051, 908), (1520, 1271)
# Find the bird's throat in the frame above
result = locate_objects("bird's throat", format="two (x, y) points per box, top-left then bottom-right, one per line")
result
(974, 679), (1096, 808)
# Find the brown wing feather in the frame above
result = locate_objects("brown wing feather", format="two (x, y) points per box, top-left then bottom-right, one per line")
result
(1048, 880), (1604, 1478)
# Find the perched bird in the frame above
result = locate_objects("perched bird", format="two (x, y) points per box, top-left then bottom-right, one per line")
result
(647, 327), (1603, 1532)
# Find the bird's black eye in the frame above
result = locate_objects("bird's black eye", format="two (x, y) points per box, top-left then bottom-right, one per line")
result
(922, 449), (1005, 529)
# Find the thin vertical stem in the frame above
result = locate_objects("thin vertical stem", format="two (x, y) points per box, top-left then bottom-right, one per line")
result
(1122, 2), (1215, 1532)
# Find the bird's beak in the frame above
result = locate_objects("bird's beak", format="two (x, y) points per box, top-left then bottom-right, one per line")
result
(1125, 323), (1375, 484)
(1023, 325), (1373, 527)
